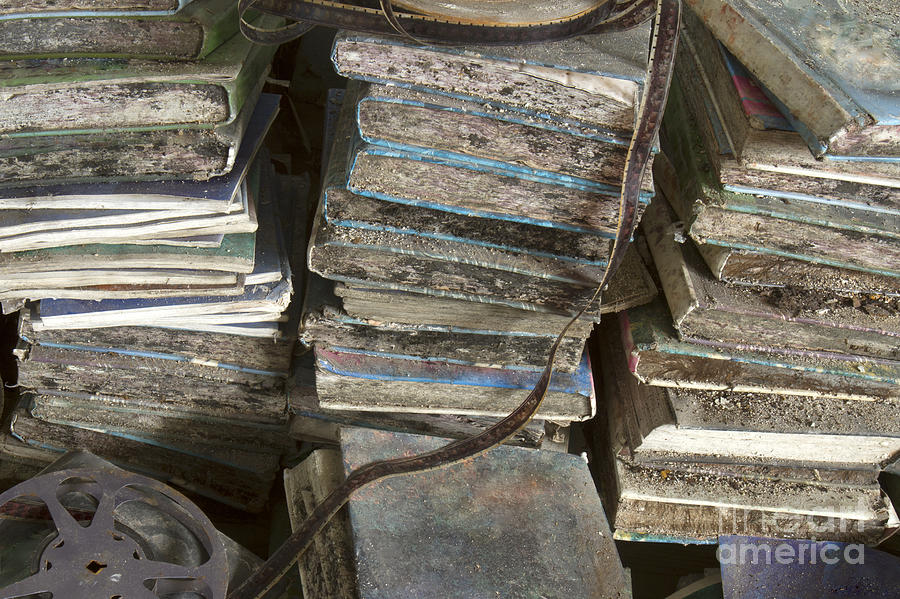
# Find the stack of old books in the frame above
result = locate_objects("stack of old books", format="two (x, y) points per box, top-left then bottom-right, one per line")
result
(1, 0), (297, 512)
(294, 27), (663, 446)
(588, 2), (900, 544)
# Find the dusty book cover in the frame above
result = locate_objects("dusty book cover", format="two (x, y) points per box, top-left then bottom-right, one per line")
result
(643, 199), (900, 360)
(332, 23), (650, 134)
(340, 427), (629, 598)
(659, 88), (900, 276)
(593, 315), (900, 439)
(314, 346), (596, 422)
(355, 82), (654, 190)
(0, 87), (278, 185)
(684, 0), (900, 157)
(0, 0), (243, 60)
(623, 299), (900, 402)
(302, 274), (587, 373)
(652, 152), (900, 296)
(671, 25), (899, 207)
(9, 399), (276, 513)
(586, 323), (897, 545)
(0, 14), (280, 135)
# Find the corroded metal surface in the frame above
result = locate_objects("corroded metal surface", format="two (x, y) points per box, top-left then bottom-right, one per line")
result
(0, 454), (228, 599)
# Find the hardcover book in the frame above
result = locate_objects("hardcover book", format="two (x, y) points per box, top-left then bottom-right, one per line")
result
(652, 152), (900, 296)
(684, 0), (900, 158)
(320, 90), (617, 269)
(0, 18), (279, 136)
(588, 319), (900, 544)
(643, 199), (900, 360)
(659, 86), (900, 277)
(0, 85), (278, 185)
(355, 82), (654, 191)
(331, 24), (651, 135)
(331, 284), (599, 338)
(288, 351), (547, 448)
(302, 274), (587, 373)
(314, 346), (596, 422)
(673, 11), (899, 205)
(0, 231), (257, 274)
(0, 92), (278, 208)
(622, 300), (900, 403)
(337, 427), (629, 598)
(0, 0), (242, 60)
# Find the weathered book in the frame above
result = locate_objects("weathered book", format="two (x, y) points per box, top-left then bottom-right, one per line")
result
(0, 279), (246, 303)
(30, 392), (291, 454)
(17, 359), (287, 418)
(595, 314), (899, 439)
(653, 154), (900, 296)
(20, 314), (294, 375)
(332, 23), (650, 135)
(659, 80), (900, 277)
(0, 268), (241, 289)
(311, 233), (658, 317)
(623, 300), (900, 402)
(334, 427), (629, 598)
(684, 0), (899, 157)
(0, 1), (192, 16)
(587, 420), (897, 544)
(0, 92), (278, 210)
(588, 327), (900, 544)
(0, 168), (258, 252)
(0, 0), (241, 60)
(345, 139), (648, 236)
(332, 284), (599, 338)
(309, 198), (642, 316)
(644, 199), (900, 360)
(320, 93), (617, 270)
(9, 399), (276, 512)
(0, 18), (278, 136)
(299, 346), (555, 444)
(283, 449), (357, 599)
(303, 274), (587, 373)
(0, 231), (256, 274)
(0, 180), (286, 304)
(314, 346), (595, 422)
(355, 82), (654, 190)
(31, 273), (291, 328)
(0, 83), (266, 185)
(16, 341), (288, 421)
(311, 111), (657, 314)
(690, 242), (900, 296)
(314, 186), (609, 284)
(288, 352), (546, 448)
(19, 191), (294, 325)
(673, 12), (899, 206)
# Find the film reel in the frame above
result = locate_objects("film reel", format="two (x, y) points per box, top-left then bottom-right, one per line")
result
(0, 452), (229, 599)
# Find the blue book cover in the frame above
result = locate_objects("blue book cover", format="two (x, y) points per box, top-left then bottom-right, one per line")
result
(317, 346), (593, 397)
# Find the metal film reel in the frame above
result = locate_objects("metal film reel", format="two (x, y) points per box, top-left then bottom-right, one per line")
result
(0, 455), (229, 599)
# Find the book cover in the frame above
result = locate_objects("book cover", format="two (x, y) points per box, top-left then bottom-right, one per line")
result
(0, 0), (242, 60)
(340, 427), (629, 598)
(332, 24), (650, 134)
(685, 0), (900, 158)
